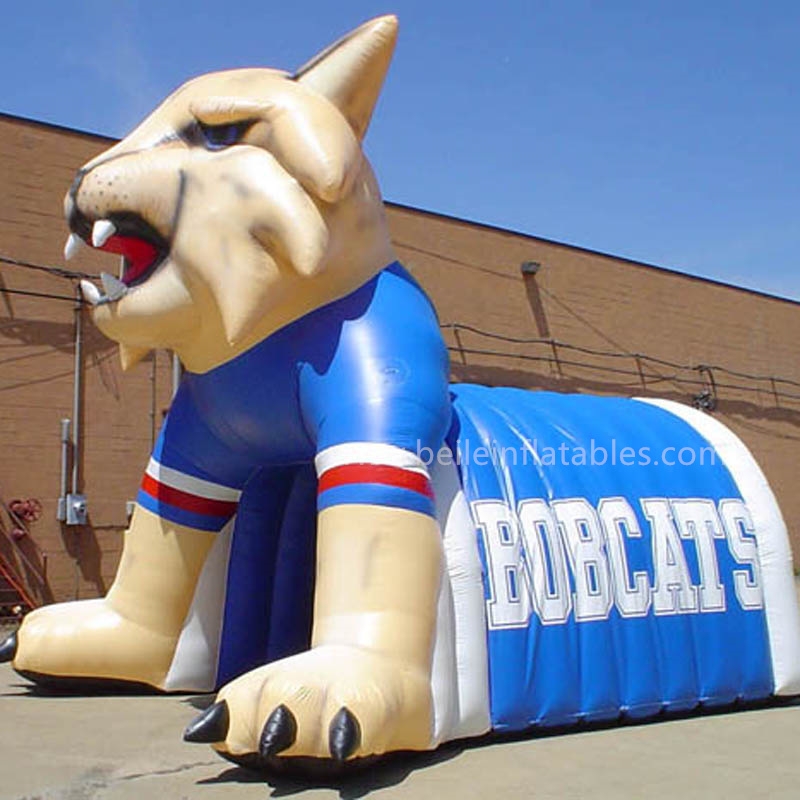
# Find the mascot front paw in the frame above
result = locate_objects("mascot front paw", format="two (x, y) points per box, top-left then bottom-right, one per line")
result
(185, 645), (433, 766)
(6, 599), (178, 689)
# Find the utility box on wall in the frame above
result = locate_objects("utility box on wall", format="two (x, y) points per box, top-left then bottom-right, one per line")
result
(65, 494), (88, 526)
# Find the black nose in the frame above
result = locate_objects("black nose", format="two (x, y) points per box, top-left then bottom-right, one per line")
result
(66, 168), (92, 238)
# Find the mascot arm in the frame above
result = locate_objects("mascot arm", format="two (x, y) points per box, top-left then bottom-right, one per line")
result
(111, 386), (249, 634)
(313, 505), (442, 667)
(10, 454), (242, 686)
(311, 443), (443, 671)
(299, 312), (451, 683)
(81, 403), (248, 684)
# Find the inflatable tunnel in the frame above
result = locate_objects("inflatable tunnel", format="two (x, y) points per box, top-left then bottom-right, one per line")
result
(428, 387), (800, 744)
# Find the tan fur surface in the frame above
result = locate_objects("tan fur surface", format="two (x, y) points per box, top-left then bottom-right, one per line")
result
(14, 507), (215, 687)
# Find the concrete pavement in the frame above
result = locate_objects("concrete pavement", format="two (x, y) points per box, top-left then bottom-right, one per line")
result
(2, 659), (800, 800)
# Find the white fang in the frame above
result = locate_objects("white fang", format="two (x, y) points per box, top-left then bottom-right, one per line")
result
(100, 272), (128, 302)
(79, 280), (102, 306)
(64, 233), (85, 261)
(92, 219), (117, 248)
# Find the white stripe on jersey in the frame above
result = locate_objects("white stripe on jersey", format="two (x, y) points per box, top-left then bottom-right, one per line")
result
(145, 457), (243, 502)
(315, 442), (430, 478)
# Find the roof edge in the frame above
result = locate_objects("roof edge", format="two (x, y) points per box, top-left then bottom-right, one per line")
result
(0, 111), (116, 143)
(386, 201), (800, 308)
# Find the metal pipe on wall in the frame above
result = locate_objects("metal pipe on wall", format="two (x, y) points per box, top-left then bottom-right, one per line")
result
(71, 287), (82, 495)
(57, 418), (70, 521)
(70, 286), (84, 600)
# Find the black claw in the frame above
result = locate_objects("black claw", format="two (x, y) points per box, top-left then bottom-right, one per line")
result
(183, 700), (229, 743)
(329, 707), (361, 762)
(0, 632), (17, 663)
(259, 704), (297, 757)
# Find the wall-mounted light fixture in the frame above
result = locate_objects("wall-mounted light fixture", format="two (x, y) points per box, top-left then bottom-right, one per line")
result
(520, 260), (542, 276)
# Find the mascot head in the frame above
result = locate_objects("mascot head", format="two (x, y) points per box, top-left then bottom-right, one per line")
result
(65, 16), (398, 373)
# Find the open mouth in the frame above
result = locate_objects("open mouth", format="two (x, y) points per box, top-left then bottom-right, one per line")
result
(65, 212), (170, 304)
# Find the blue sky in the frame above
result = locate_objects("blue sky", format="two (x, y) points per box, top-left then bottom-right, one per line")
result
(2, 1), (798, 299)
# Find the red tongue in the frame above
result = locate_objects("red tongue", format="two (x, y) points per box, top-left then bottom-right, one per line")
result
(96, 234), (159, 285)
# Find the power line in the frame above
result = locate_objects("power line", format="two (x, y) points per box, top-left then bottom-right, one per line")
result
(0, 254), (97, 280)
(446, 345), (800, 404)
(0, 287), (84, 304)
(442, 322), (800, 391)
(448, 346), (678, 382)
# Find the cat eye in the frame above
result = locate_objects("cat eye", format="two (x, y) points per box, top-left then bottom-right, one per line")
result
(189, 120), (254, 150)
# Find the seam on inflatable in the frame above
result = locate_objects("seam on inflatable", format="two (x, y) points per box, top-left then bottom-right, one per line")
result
(636, 397), (800, 695)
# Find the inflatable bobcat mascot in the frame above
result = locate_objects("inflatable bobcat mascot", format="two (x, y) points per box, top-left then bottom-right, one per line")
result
(3, 14), (800, 773)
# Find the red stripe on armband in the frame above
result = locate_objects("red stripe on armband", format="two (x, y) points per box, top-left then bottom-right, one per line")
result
(140, 473), (239, 518)
(317, 463), (434, 498)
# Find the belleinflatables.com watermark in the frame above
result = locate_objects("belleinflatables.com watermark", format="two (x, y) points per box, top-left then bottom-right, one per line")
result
(417, 440), (716, 468)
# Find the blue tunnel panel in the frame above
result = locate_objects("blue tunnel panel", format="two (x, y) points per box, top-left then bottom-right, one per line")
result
(448, 385), (773, 732)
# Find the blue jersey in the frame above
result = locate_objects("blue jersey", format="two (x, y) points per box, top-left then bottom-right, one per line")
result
(136, 263), (451, 531)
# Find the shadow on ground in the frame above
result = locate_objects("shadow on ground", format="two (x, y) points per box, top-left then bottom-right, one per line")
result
(192, 695), (800, 798)
(198, 742), (466, 799)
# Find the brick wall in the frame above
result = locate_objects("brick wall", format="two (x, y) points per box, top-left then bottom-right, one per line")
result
(0, 115), (174, 602)
(1, 114), (798, 603)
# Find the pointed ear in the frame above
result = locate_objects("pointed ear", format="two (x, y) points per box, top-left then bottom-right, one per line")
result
(119, 343), (150, 371)
(294, 15), (398, 140)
